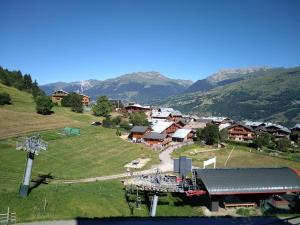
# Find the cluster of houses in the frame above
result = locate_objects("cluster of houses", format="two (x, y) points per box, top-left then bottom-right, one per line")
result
(51, 90), (90, 106)
(124, 103), (300, 149)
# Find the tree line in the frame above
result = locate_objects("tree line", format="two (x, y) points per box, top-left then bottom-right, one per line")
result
(0, 66), (45, 99)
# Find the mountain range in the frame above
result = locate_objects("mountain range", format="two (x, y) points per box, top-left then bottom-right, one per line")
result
(40, 71), (192, 104)
(41, 66), (300, 126)
(153, 66), (300, 127)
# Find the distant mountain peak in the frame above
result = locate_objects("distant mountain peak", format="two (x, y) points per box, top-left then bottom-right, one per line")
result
(207, 67), (269, 83)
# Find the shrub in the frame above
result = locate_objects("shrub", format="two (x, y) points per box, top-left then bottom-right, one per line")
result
(129, 112), (149, 126)
(276, 138), (291, 152)
(102, 117), (112, 128)
(197, 124), (219, 145)
(0, 92), (11, 105)
(35, 96), (53, 115)
(120, 121), (131, 131)
(93, 96), (112, 117)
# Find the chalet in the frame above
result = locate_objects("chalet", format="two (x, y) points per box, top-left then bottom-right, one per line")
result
(151, 121), (179, 135)
(227, 123), (255, 142)
(291, 124), (300, 143)
(142, 132), (170, 147)
(183, 119), (210, 131)
(264, 123), (291, 139)
(51, 90), (90, 106)
(151, 111), (172, 121)
(172, 129), (194, 142)
(170, 110), (183, 121)
(51, 90), (69, 105)
(176, 118), (191, 128)
(80, 94), (90, 106)
(128, 126), (151, 142)
(124, 103), (151, 113)
(244, 121), (265, 129)
(202, 116), (233, 126)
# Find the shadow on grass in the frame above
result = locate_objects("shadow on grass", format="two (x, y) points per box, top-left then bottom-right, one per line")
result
(29, 173), (54, 194)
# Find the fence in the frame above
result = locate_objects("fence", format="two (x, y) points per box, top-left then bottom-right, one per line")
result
(0, 207), (16, 225)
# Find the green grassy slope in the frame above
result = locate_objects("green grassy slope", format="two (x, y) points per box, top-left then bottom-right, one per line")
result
(157, 67), (300, 127)
(1, 83), (182, 222)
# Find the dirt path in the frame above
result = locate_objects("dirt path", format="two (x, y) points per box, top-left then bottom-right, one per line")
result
(54, 142), (192, 184)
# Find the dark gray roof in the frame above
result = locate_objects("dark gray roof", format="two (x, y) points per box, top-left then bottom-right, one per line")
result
(195, 167), (300, 195)
(143, 132), (166, 140)
(130, 126), (149, 133)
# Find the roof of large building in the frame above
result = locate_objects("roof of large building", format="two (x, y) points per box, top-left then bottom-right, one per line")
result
(151, 121), (174, 133)
(53, 89), (69, 95)
(152, 111), (171, 118)
(172, 129), (192, 139)
(195, 167), (300, 195)
(125, 103), (150, 109)
(143, 132), (166, 140)
(130, 126), (149, 133)
(201, 116), (231, 123)
(292, 124), (300, 130)
(265, 123), (291, 133)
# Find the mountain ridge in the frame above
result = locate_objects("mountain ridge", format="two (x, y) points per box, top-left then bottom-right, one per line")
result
(40, 71), (193, 103)
(153, 66), (300, 127)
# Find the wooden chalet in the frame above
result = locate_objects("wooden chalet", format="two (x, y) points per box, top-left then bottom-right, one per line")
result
(124, 103), (151, 113)
(80, 94), (90, 106)
(264, 123), (291, 139)
(51, 90), (90, 106)
(172, 129), (194, 142)
(291, 124), (300, 143)
(151, 121), (180, 136)
(51, 90), (69, 105)
(128, 126), (151, 142)
(227, 123), (255, 142)
(142, 132), (171, 147)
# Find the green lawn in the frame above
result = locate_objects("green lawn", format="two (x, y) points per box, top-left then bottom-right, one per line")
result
(0, 126), (160, 192)
(0, 180), (201, 222)
(172, 143), (300, 170)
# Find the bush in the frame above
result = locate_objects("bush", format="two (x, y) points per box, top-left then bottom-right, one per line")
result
(116, 129), (122, 136)
(102, 117), (112, 128)
(61, 93), (83, 113)
(93, 96), (112, 117)
(252, 133), (275, 149)
(0, 92), (11, 105)
(111, 116), (122, 125)
(129, 112), (149, 126)
(197, 124), (219, 145)
(276, 138), (291, 152)
(35, 96), (53, 115)
(120, 121), (132, 131)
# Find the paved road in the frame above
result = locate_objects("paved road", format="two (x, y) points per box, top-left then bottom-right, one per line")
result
(54, 142), (192, 184)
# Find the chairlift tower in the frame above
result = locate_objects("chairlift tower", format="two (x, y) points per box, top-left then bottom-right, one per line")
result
(16, 135), (47, 197)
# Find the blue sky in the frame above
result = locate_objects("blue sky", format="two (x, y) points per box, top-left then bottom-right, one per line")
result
(0, 0), (300, 84)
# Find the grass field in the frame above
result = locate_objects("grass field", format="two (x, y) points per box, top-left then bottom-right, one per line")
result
(0, 83), (87, 139)
(172, 144), (300, 170)
(1, 83), (192, 222)
(0, 180), (201, 222)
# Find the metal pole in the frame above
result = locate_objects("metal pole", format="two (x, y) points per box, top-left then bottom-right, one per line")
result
(150, 194), (158, 217)
(7, 207), (9, 225)
(20, 152), (34, 197)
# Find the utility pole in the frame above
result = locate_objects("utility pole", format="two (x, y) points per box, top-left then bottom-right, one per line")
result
(16, 135), (48, 197)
